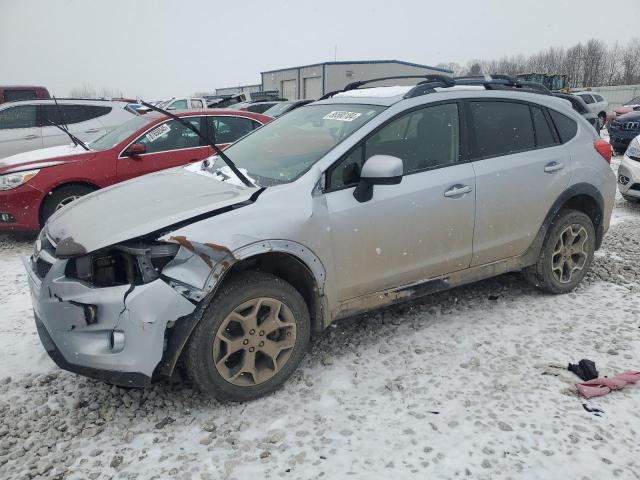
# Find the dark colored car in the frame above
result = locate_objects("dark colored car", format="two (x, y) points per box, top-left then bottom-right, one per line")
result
(262, 100), (315, 117)
(0, 86), (50, 104)
(230, 101), (282, 114)
(608, 110), (640, 154)
(553, 92), (598, 131)
(0, 109), (272, 231)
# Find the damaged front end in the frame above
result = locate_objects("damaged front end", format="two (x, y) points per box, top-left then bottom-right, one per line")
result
(23, 229), (213, 387)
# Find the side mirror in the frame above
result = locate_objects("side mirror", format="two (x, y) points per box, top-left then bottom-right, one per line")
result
(124, 143), (146, 157)
(353, 155), (403, 203)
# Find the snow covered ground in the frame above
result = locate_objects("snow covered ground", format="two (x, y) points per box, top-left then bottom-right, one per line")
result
(1, 158), (639, 480)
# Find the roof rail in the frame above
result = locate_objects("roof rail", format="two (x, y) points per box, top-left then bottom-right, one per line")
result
(319, 74), (552, 101)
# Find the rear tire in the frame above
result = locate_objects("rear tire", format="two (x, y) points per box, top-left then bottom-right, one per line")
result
(598, 112), (606, 129)
(40, 185), (95, 226)
(524, 209), (596, 294)
(184, 272), (310, 402)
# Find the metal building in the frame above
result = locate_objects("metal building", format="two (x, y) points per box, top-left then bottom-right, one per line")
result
(215, 84), (263, 96)
(261, 60), (452, 100)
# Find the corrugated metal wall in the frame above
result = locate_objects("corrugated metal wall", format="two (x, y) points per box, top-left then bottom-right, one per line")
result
(262, 62), (450, 100)
(215, 84), (262, 95)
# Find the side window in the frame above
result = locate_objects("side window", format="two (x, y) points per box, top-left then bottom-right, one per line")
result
(134, 118), (201, 154)
(549, 110), (578, 143)
(4, 89), (37, 102)
(365, 103), (460, 174)
(593, 94), (604, 103)
(83, 105), (112, 121)
(328, 146), (364, 190)
(209, 116), (256, 144)
(469, 101), (535, 158)
(190, 100), (204, 109)
(0, 105), (38, 129)
(327, 103), (460, 190)
(579, 94), (594, 105)
(169, 99), (187, 110)
(41, 105), (92, 125)
(531, 106), (557, 148)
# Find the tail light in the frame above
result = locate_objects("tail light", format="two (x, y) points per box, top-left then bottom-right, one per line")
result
(593, 139), (612, 163)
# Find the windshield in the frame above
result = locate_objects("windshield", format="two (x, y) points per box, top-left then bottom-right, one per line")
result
(216, 104), (384, 185)
(89, 115), (156, 150)
(263, 102), (295, 117)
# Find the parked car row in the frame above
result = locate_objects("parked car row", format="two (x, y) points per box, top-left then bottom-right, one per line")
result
(0, 109), (272, 230)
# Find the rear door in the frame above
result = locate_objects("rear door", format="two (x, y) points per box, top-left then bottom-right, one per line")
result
(468, 99), (571, 266)
(116, 116), (209, 181)
(0, 104), (42, 158)
(324, 102), (476, 300)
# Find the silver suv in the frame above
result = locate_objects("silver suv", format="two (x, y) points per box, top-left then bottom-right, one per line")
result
(24, 76), (616, 401)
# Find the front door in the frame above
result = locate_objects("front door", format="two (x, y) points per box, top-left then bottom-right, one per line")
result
(116, 117), (210, 181)
(324, 102), (476, 301)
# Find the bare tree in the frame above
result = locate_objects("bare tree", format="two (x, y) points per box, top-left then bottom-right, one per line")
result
(69, 82), (97, 98)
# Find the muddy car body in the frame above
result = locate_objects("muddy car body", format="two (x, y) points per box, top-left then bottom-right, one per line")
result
(25, 76), (616, 401)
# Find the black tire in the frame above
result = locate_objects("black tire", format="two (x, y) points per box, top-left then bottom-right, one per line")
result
(598, 112), (606, 129)
(524, 209), (596, 294)
(40, 184), (95, 225)
(184, 271), (310, 402)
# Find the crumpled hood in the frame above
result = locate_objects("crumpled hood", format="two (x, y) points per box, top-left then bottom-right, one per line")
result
(46, 165), (259, 255)
(0, 144), (97, 174)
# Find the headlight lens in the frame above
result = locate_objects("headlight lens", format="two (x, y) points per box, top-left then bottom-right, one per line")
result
(626, 137), (640, 161)
(0, 169), (40, 191)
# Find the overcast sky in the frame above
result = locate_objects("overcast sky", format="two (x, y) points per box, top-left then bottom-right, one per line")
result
(1, 0), (639, 100)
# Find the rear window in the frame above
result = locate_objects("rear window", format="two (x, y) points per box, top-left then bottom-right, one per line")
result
(549, 110), (578, 143)
(41, 104), (112, 126)
(579, 94), (594, 104)
(3, 89), (37, 102)
(469, 101), (535, 158)
(593, 94), (604, 102)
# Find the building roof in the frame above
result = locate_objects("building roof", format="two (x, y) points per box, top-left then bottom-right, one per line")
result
(261, 60), (452, 75)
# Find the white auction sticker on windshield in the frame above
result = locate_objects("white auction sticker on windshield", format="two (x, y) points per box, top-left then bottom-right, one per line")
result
(323, 111), (362, 122)
(146, 123), (171, 142)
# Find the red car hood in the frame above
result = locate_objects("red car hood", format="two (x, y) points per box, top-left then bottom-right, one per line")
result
(0, 144), (98, 174)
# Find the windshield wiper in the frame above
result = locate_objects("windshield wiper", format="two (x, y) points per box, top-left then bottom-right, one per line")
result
(45, 119), (90, 151)
(47, 97), (90, 151)
(138, 100), (256, 188)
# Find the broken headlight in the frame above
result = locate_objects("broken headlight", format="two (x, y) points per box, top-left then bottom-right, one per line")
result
(65, 242), (179, 287)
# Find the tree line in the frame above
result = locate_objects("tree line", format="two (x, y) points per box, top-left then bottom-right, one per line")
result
(437, 37), (640, 88)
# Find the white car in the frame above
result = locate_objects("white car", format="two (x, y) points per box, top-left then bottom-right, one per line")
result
(572, 91), (608, 127)
(0, 99), (135, 159)
(617, 134), (640, 202)
(156, 97), (207, 110)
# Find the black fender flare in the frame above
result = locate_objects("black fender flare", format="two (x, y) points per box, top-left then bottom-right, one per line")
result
(521, 182), (605, 266)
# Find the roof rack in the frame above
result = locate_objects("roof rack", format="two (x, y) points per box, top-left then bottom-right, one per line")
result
(319, 74), (551, 101)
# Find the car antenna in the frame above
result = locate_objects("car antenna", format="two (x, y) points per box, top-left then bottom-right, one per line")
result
(138, 99), (256, 188)
(48, 97), (90, 151)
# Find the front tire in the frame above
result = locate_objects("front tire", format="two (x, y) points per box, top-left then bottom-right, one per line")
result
(184, 272), (310, 402)
(524, 209), (596, 294)
(40, 185), (95, 226)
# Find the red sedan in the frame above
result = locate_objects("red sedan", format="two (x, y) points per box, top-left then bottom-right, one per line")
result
(0, 109), (271, 231)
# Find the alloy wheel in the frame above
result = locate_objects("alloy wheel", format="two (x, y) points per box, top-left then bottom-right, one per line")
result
(55, 195), (80, 211)
(213, 297), (297, 386)
(551, 224), (589, 284)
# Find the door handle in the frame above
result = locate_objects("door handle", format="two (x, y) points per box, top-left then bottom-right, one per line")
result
(444, 184), (472, 198)
(23, 134), (38, 139)
(84, 128), (100, 133)
(544, 161), (564, 173)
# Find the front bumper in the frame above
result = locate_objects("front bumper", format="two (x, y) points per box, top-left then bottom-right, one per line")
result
(0, 185), (43, 231)
(617, 155), (640, 198)
(23, 253), (196, 386)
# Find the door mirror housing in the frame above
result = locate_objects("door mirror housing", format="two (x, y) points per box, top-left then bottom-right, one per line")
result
(124, 143), (146, 157)
(353, 155), (403, 203)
